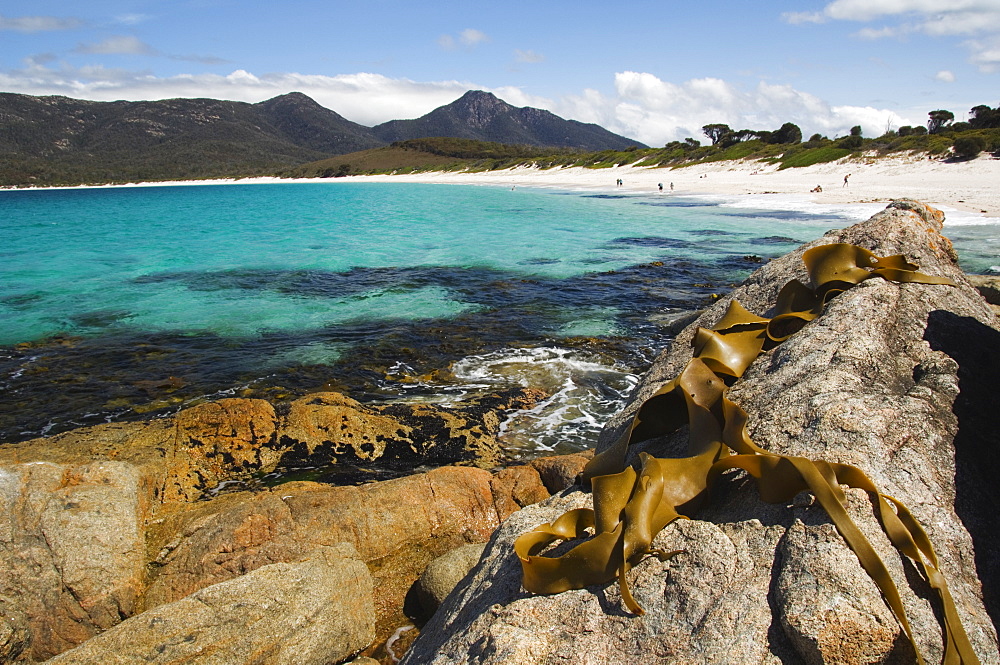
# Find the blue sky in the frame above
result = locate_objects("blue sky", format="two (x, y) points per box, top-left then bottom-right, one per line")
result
(2, 1), (998, 146)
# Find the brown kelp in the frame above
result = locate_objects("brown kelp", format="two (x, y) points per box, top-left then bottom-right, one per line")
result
(514, 243), (979, 665)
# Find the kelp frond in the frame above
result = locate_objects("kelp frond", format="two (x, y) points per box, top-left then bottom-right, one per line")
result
(514, 244), (978, 664)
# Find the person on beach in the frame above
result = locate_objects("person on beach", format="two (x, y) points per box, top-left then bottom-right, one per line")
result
(670, 182), (674, 191)
(658, 183), (663, 191)
(843, 173), (851, 187)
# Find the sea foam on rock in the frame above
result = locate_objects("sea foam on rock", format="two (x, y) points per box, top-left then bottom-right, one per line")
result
(402, 200), (1000, 664)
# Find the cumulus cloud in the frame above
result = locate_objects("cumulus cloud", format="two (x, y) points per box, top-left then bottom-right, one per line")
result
(74, 36), (157, 56)
(552, 71), (908, 146)
(935, 69), (956, 82)
(785, 0), (1000, 71)
(0, 14), (83, 32)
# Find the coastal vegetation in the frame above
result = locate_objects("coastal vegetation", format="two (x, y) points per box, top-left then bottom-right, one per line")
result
(290, 103), (1000, 179)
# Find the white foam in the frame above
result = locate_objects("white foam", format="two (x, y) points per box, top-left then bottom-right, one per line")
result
(448, 346), (637, 452)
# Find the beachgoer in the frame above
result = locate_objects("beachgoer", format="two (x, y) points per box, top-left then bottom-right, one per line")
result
(670, 182), (674, 191)
(843, 173), (851, 187)
(658, 183), (663, 191)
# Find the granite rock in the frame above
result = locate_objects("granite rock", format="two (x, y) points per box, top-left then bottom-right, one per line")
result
(0, 461), (150, 662)
(46, 547), (374, 665)
(415, 543), (488, 618)
(403, 200), (1000, 664)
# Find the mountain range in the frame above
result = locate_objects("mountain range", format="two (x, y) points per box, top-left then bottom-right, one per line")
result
(0, 90), (644, 186)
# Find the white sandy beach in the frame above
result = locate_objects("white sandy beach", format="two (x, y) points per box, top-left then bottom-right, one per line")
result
(346, 153), (1000, 219)
(31, 153), (1000, 221)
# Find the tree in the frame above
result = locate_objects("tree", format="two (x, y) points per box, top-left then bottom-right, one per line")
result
(771, 122), (802, 144)
(702, 124), (732, 146)
(927, 109), (954, 134)
(970, 105), (1000, 129)
(850, 125), (863, 137)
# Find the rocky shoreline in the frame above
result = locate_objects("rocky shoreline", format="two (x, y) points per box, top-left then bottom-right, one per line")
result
(1, 200), (998, 664)
(0, 383), (595, 663)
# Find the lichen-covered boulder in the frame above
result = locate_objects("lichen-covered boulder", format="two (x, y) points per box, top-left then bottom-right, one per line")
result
(402, 201), (1000, 664)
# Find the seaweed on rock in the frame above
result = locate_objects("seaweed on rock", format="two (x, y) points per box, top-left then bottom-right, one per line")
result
(515, 243), (978, 665)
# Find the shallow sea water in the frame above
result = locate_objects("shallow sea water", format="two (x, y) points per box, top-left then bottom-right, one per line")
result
(1, 181), (995, 457)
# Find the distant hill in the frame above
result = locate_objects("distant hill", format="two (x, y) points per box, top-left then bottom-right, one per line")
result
(0, 90), (645, 186)
(0, 92), (383, 186)
(373, 91), (646, 151)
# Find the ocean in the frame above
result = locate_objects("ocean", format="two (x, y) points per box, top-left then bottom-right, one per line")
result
(1, 181), (996, 457)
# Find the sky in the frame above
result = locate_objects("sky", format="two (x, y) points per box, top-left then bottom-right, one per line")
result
(1, 0), (998, 147)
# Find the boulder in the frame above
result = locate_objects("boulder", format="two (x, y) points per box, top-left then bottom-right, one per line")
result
(0, 461), (150, 662)
(965, 273), (1000, 305)
(489, 465), (550, 517)
(45, 546), (374, 665)
(141, 464), (544, 655)
(528, 450), (593, 493)
(402, 201), (1000, 664)
(415, 543), (488, 618)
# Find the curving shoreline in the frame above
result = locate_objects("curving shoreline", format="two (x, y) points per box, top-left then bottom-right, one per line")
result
(8, 153), (1000, 219)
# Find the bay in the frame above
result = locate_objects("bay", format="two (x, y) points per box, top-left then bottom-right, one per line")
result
(1, 182), (995, 454)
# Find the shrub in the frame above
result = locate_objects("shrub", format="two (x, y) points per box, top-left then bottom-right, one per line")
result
(837, 135), (864, 150)
(953, 135), (987, 159)
(777, 146), (852, 169)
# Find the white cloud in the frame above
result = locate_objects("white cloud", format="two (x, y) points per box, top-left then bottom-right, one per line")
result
(439, 28), (489, 50)
(0, 14), (83, 32)
(115, 14), (153, 26)
(794, 0), (1000, 70)
(781, 11), (827, 25)
(74, 36), (156, 56)
(555, 71), (908, 146)
(0, 63), (479, 126)
(459, 28), (489, 46)
(856, 26), (900, 39)
(935, 69), (956, 82)
(0, 63), (916, 142)
(514, 49), (545, 63)
(967, 36), (1000, 71)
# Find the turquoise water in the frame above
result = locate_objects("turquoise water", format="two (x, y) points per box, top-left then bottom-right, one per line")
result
(0, 183), (844, 344)
(1, 182), (995, 451)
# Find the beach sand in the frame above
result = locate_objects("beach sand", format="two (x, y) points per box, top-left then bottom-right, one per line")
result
(41, 153), (1000, 220)
(346, 153), (1000, 218)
